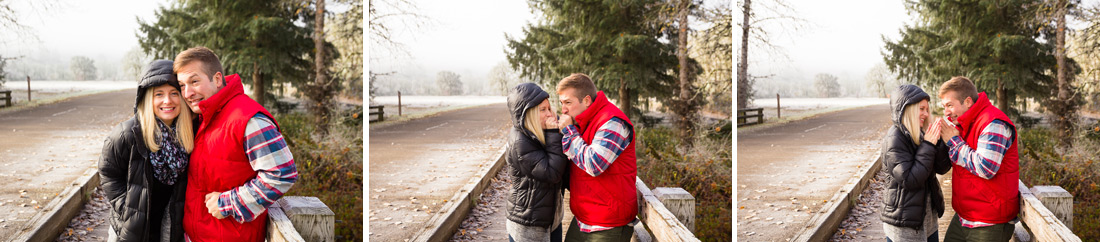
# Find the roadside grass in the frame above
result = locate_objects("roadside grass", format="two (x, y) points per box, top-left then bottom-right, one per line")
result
(1018, 126), (1100, 240)
(278, 106), (364, 241)
(636, 121), (732, 241)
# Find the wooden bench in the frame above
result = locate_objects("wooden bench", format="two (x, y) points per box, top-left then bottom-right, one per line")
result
(737, 108), (763, 126)
(368, 105), (384, 122)
(1, 90), (11, 107)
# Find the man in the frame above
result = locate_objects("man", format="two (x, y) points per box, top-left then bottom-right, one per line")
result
(175, 47), (297, 241)
(555, 73), (637, 241)
(934, 76), (1020, 242)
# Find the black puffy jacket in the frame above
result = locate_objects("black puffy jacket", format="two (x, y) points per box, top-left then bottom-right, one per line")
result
(504, 83), (570, 227)
(880, 84), (952, 229)
(98, 60), (187, 242)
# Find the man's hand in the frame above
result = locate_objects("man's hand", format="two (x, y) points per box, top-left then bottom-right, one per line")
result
(940, 121), (960, 143)
(205, 192), (226, 219)
(924, 118), (942, 143)
(557, 114), (574, 128)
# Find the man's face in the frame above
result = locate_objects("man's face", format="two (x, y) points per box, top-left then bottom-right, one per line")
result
(557, 88), (591, 118)
(177, 62), (223, 114)
(939, 90), (973, 124)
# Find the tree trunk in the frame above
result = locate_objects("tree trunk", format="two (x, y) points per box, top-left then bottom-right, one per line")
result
(677, 0), (695, 147)
(997, 79), (1007, 114)
(737, 0), (751, 109)
(1054, 0), (1074, 147)
(618, 77), (633, 121)
(314, 0), (330, 135)
(252, 62), (266, 106)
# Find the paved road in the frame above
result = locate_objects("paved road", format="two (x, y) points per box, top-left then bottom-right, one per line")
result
(0, 89), (134, 238)
(737, 104), (891, 241)
(367, 103), (510, 242)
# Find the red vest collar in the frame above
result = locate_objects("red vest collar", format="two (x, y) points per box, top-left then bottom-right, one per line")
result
(574, 91), (609, 131)
(956, 92), (991, 135)
(198, 74), (244, 120)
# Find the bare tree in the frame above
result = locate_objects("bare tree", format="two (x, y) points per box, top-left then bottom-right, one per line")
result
(737, 0), (805, 109)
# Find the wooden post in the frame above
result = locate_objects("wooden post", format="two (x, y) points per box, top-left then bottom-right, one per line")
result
(398, 91), (402, 116)
(776, 93), (780, 119)
(27, 76), (31, 102)
(277, 196), (335, 242)
(653, 187), (695, 232)
(1031, 186), (1073, 230)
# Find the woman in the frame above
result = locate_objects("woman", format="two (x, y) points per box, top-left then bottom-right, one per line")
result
(881, 84), (952, 242)
(505, 83), (570, 242)
(100, 60), (194, 242)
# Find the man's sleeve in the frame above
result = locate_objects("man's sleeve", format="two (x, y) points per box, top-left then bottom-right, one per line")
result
(216, 114), (298, 222)
(561, 117), (632, 177)
(946, 120), (1013, 180)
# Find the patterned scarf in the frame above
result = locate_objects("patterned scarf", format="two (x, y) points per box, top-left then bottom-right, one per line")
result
(148, 120), (189, 185)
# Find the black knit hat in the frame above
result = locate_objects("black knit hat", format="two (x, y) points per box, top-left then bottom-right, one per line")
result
(134, 60), (179, 113)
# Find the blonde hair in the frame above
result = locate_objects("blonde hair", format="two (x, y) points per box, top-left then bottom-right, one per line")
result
(136, 88), (195, 153)
(523, 106), (545, 145)
(901, 101), (923, 144)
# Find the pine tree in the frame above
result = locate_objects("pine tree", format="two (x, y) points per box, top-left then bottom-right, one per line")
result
(137, 0), (314, 107)
(884, 0), (1058, 115)
(505, 0), (678, 119)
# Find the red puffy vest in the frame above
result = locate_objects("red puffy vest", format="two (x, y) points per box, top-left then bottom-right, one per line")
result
(569, 91), (638, 227)
(951, 92), (1020, 224)
(184, 74), (278, 241)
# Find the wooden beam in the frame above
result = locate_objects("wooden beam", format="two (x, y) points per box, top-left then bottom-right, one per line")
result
(268, 204), (308, 242)
(1017, 181), (1080, 242)
(636, 178), (700, 242)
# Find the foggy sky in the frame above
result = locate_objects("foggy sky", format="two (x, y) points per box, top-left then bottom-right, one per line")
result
(1, 0), (169, 61)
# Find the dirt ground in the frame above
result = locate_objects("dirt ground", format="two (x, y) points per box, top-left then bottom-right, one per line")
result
(367, 103), (510, 242)
(0, 89), (133, 239)
(736, 104), (891, 241)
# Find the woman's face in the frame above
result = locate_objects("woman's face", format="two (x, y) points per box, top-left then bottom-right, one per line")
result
(917, 99), (930, 129)
(152, 84), (183, 124)
(537, 99), (554, 122)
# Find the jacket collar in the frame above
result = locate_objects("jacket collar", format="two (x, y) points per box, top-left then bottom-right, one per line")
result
(574, 91), (609, 131)
(197, 74), (244, 122)
(957, 92), (991, 134)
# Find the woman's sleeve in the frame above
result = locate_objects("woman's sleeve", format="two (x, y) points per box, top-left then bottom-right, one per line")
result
(933, 140), (952, 175)
(98, 127), (129, 211)
(885, 135), (935, 190)
(514, 130), (569, 184)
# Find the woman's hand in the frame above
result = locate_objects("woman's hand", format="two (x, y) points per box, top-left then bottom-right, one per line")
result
(544, 116), (559, 129)
(924, 118), (942, 143)
(205, 192), (227, 219)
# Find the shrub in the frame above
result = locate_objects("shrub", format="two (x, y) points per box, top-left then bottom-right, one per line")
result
(636, 123), (732, 241)
(277, 106), (363, 241)
(1018, 126), (1100, 240)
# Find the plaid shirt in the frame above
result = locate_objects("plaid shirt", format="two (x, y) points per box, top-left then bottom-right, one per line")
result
(561, 117), (639, 232)
(946, 119), (1018, 228)
(215, 114), (298, 222)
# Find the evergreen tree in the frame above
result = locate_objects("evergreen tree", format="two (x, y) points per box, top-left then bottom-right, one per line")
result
(137, 0), (314, 106)
(505, 0), (678, 119)
(883, 0), (1057, 115)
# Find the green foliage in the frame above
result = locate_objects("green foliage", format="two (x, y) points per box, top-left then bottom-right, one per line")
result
(883, 0), (1059, 113)
(1018, 127), (1100, 240)
(137, 0), (314, 104)
(327, 0), (363, 99)
(278, 106), (364, 241)
(69, 56), (96, 81)
(637, 124), (732, 241)
(505, 0), (678, 107)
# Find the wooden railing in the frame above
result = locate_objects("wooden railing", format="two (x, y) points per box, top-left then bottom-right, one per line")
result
(369, 105), (384, 122)
(737, 108), (763, 126)
(1, 90), (12, 107)
(1013, 181), (1080, 242)
(267, 196), (336, 242)
(633, 177), (700, 242)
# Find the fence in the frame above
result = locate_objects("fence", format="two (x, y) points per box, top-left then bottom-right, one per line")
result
(1013, 181), (1079, 242)
(632, 177), (701, 242)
